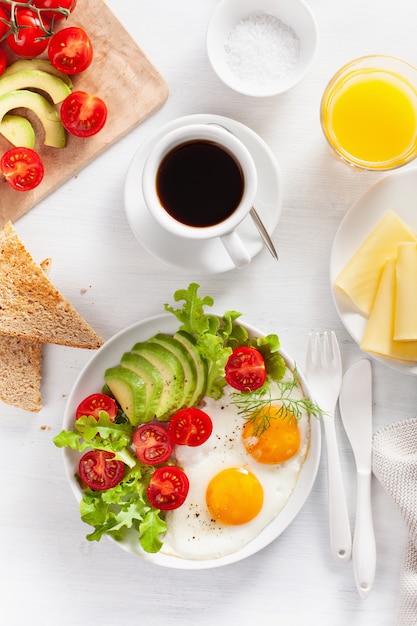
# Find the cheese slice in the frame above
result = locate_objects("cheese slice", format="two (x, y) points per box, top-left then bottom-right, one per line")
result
(360, 257), (417, 361)
(394, 242), (417, 341)
(334, 211), (417, 315)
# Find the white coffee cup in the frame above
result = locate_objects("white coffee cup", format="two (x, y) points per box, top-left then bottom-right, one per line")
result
(142, 124), (257, 268)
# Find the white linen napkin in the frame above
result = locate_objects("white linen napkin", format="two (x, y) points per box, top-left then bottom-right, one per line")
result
(372, 417), (417, 626)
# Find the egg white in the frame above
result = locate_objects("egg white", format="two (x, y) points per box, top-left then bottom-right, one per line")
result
(161, 368), (311, 561)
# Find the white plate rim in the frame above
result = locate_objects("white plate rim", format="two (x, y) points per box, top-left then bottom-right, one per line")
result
(62, 313), (321, 569)
(330, 165), (417, 375)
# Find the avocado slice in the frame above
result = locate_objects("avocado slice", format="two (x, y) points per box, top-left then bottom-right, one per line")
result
(0, 90), (66, 148)
(148, 333), (197, 408)
(174, 330), (208, 406)
(0, 114), (35, 148)
(104, 365), (147, 425)
(131, 341), (184, 420)
(2, 59), (73, 87)
(120, 351), (163, 421)
(0, 69), (71, 104)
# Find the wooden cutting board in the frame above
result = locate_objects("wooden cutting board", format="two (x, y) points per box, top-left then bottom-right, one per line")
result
(0, 0), (169, 226)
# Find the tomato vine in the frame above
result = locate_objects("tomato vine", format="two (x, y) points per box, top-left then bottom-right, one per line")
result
(0, 0), (75, 43)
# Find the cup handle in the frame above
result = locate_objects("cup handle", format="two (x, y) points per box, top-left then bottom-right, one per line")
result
(220, 231), (251, 268)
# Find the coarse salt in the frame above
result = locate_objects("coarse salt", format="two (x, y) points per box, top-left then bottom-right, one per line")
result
(224, 12), (300, 85)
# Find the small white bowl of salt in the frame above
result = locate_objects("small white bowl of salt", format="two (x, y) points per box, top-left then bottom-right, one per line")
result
(206, 0), (318, 97)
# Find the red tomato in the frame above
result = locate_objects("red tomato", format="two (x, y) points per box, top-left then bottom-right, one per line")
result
(0, 8), (9, 40)
(48, 26), (92, 74)
(146, 466), (189, 511)
(168, 408), (213, 447)
(59, 91), (107, 137)
(133, 423), (173, 465)
(0, 47), (7, 76)
(6, 9), (50, 57)
(32, 0), (77, 21)
(0, 147), (44, 191)
(75, 393), (118, 422)
(78, 450), (124, 491)
(225, 346), (267, 391)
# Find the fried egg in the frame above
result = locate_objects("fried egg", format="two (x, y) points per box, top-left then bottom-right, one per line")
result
(161, 368), (311, 561)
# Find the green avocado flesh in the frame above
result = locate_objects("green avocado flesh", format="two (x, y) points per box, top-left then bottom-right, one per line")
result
(104, 333), (208, 425)
(103, 366), (147, 424)
(0, 90), (66, 148)
(0, 114), (35, 148)
(148, 333), (197, 408)
(120, 352), (163, 421)
(0, 69), (71, 104)
(2, 60), (73, 88)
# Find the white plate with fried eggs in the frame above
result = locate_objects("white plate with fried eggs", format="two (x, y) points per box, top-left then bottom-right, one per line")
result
(62, 313), (321, 569)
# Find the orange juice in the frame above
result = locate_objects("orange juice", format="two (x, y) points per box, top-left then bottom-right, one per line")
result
(321, 56), (417, 170)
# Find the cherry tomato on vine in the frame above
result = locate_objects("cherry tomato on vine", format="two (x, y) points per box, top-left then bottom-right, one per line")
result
(6, 9), (50, 58)
(0, 147), (44, 191)
(48, 26), (92, 74)
(75, 393), (118, 422)
(78, 450), (124, 491)
(0, 3), (11, 17)
(168, 408), (213, 447)
(0, 7), (9, 40)
(32, 0), (77, 22)
(132, 423), (173, 465)
(146, 466), (189, 511)
(59, 90), (107, 137)
(225, 346), (267, 391)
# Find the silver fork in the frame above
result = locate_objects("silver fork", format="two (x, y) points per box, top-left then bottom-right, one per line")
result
(305, 331), (352, 563)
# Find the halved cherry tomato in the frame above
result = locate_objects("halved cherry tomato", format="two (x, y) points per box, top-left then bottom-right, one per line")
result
(168, 407), (213, 447)
(48, 26), (92, 74)
(146, 466), (189, 511)
(75, 393), (118, 422)
(59, 90), (107, 137)
(32, 0), (77, 22)
(225, 346), (267, 391)
(0, 147), (44, 191)
(133, 423), (173, 465)
(78, 450), (124, 491)
(6, 9), (50, 57)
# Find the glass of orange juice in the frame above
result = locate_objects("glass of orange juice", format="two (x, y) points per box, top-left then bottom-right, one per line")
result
(320, 55), (417, 170)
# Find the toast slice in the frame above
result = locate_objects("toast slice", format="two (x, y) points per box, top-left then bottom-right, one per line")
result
(0, 335), (43, 411)
(0, 221), (104, 349)
(0, 258), (50, 412)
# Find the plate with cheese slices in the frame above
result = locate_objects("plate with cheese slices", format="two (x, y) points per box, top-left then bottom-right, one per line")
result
(330, 166), (417, 374)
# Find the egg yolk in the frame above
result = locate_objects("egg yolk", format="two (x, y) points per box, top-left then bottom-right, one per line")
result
(242, 406), (301, 464)
(206, 467), (264, 525)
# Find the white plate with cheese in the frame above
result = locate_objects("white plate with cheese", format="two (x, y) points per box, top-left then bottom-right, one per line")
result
(330, 166), (417, 375)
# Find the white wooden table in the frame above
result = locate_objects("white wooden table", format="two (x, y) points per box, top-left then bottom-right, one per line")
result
(1, 1), (416, 624)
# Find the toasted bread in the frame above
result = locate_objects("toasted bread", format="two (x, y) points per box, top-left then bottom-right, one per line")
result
(0, 335), (43, 411)
(0, 222), (104, 349)
(0, 258), (51, 412)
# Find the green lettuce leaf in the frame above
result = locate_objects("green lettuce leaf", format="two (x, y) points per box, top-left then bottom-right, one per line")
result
(80, 465), (166, 552)
(53, 413), (136, 468)
(164, 283), (286, 396)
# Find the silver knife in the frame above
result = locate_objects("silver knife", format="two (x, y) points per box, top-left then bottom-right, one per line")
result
(339, 358), (376, 599)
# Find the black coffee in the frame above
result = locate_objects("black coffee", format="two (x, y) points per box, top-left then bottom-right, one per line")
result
(156, 140), (244, 227)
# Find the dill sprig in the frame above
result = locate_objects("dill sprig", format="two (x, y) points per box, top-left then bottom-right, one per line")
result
(231, 368), (323, 436)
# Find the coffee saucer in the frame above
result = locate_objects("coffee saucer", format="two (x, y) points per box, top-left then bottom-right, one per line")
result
(124, 114), (283, 274)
